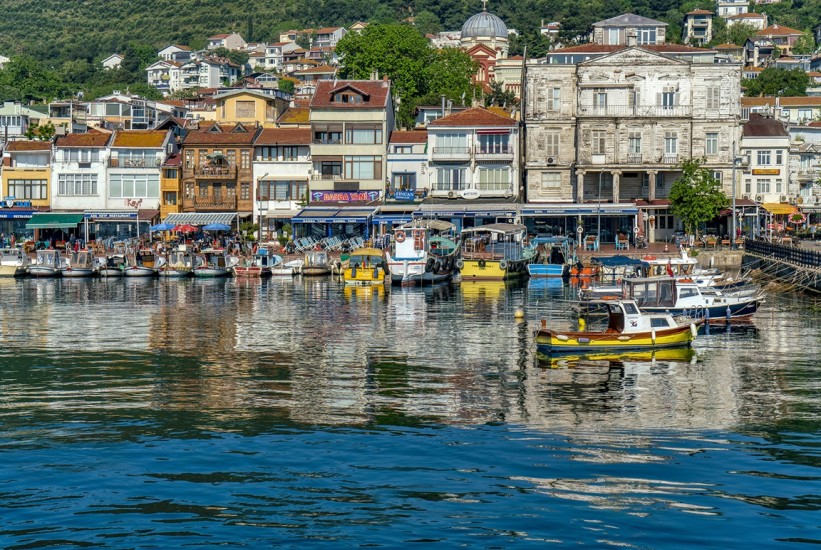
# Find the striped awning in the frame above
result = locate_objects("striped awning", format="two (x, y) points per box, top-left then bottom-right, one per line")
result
(162, 212), (238, 226)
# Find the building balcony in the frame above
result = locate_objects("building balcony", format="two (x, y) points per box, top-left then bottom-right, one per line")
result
(193, 165), (237, 179)
(578, 105), (692, 118)
(109, 158), (161, 168)
(160, 204), (181, 217)
(431, 147), (471, 161)
(185, 196), (238, 210)
(312, 173), (343, 181)
(797, 169), (820, 182)
(662, 154), (679, 164)
(474, 146), (514, 161)
(625, 154), (644, 164)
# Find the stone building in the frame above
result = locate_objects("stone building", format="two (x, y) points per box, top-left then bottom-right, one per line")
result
(525, 46), (742, 243)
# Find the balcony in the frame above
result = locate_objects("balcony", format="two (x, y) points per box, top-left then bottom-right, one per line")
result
(312, 173), (343, 181)
(188, 196), (238, 210)
(474, 146), (514, 162)
(432, 147), (471, 161)
(626, 154), (644, 164)
(578, 105), (692, 118)
(109, 158), (161, 168)
(661, 154), (679, 164)
(193, 165), (237, 179)
(797, 169), (820, 182)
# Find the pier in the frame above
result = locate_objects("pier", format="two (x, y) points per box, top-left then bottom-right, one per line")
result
(743, 239), (821, 294)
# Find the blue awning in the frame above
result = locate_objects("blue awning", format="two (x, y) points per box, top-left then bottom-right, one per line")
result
(292, 207), (376, 224)
(414, 203), (519, 218)
(372, 214), (414, 224)
(0, 209), (36, 219)
(521, 204), (638, 216)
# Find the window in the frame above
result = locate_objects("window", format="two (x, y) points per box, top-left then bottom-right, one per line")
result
(392, 172), (416, 191)
(344, 156), (381, 179)
(593, 88), (607, 108)
(706, 87), (720, 110)
(61, 148), (100, 163)
(393, 145), (412, 154)
(332, 92), (363, 104)
(345, 125), (382, 145)
(712, 171), (723, 185)
(545, 131), (560, 157)
(607, 28), (621, 45)
(8, 179), (47, 200)
(116, 149), (158, 167)
(164, 192), (177, 206)
(313, 125), (343, 144)
(226, 150), (236, 167)
(547, 87), (561, 111)
(757, 150), (771, 165)
(434, 166), (466, 191)
(637, 28), (657, 44)
(258, 181), (305, 200)
(775, 180), (782, 193)
(185, 182), (194, 199)
(660, 87), (676, 108)
(109, 174), (160, 198)
(13, 153), (49, 168)
(257, 146), (301, 161)
(798, 108), (812, 122)
(664, 132), (678, 155)
(58, 174), (98, 196)
(540, 172), (561, 189)
(477, 166), (509, 191)
(756, 179), (771, 194)
(592, 130), (606, 155)
(437, 133), (468, 152)
(226, 182), (236, 198)
(185, 150), (194, 169)
(478, 133), (510, 154)
(628, 89), (640, 108)
(705, 132), (718, 156)
(241, 150), (250, 169)
(745, 179), (751, 194)
(235, 100), (256, 118)
(628, 132), (641, 155)
(316, 160), (342, 177)
(776, 150), (783, 165)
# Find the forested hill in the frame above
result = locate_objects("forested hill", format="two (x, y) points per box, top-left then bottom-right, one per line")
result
(1, 0), (819, 65)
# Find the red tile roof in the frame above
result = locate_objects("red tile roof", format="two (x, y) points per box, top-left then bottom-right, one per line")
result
(163, 153), (182, 167)
(757, 24), (804, 37)
(389, 130), (427, 144)
(183, 124), (259, 145)
(743, 113), (789, 137)
(310, 80), (391, 109)
(254, 128), (311, 145)
(742, 96), (821, 107)
(715, 43), (743, 50)
(686, 9), (713, 15)
(112, 130), (168, 148)
(294, 64), (336, 75)
(209, 34), (230, 39)
(56, 132), (111, 148)
(314, 27), (343, 34)
(5, 141), (52, 151)
(428, 107), (516, 128)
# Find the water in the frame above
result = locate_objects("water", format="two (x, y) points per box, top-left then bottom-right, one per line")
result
(1, 276), (820, 548)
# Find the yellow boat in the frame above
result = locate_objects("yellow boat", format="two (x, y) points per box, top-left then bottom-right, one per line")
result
(536, 300), (697, 353)
(458, 223), (533, 281)
(342, 247), (388, 286)
(537, 347), (696, 368)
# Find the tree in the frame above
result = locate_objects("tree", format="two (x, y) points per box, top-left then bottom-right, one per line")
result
(791, 32), (816, 55)
(277, 77), (296, 94)
(413, 10), (441, 36)
(710, 21), (758, 46)
(24, 122), (56, 141)
(485, 80), (518, 108)
(669, 158), (728, 238)
(743, 68), (811, 97)
(212, 46), (249, 67)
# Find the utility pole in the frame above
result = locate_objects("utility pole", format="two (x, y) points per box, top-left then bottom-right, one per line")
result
(732, 139), (737, 248)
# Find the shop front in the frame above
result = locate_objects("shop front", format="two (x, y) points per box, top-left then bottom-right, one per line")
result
(291, 207), (375, 241)
(413, 203), (520, 233)
(521, 204), (638, 245)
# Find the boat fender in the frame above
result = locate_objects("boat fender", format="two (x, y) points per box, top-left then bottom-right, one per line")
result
(395, 230), (406, 243)
(381, 260), (388, 272)
(434, 260), (442, 272)
(499, 260), (508, 270)
(651, 328), (656, 346)
(425, 258), (435, 272)
(690, 323), (697, 339)
(478, 259), (486, 268)
(456, 259), (464, 270)
(644, 255), (656, 261)
(556, 334), (569, 341)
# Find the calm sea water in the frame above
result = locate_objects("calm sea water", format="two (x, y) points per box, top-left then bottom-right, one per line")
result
(1, 276), (820, 548)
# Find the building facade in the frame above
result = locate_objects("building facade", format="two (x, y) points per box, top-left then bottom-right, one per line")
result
(107, 130), (172, 211)
(51, 132), (112, 212)
(1, 141), (52, 210)
(740, 113), (792, 203)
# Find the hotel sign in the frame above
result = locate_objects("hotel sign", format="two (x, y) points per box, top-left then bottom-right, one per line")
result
(311, 191), (380, 202)
(752, 169), (780, 175)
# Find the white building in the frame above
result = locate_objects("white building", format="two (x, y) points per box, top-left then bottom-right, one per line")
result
(591, 13), (667, 46)
(0, 54), (9, 69)
(177, 58), (241, 90)
(145, 60), (180, 95)
(101, 54), (124, 70)
(207, 33), (247, 51)
(263, 41), (301, 72)
(726, 12), (767, 30)
(682, 10), (714, 45)
(790, 141), (821, 205)
(252, 128), (312, 240)
(157, 45), (192, 63)
(426, 107), (519, 200)
(740, 113), (791, 204)
(0, 101), (44, 144)
(107, 130), (174, 210)
(386, 130), (429, 200)
(312, 27), (347, 49)
(717, 0), (750, 17)
(51, 131), (112, 212)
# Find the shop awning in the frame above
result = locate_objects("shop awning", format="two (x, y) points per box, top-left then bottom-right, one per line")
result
(415, 203), (519, 218)
(26, 213), (84, 229)
(266, 209), (299, 219)
(0, 209), (36, 219)
(521, 203), (638, 216)
(163, 212), (238, 226)
(761, 203), (798, 215)
(291, 207), (375, 224)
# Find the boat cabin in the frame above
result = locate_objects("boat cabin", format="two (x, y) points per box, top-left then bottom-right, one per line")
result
(36, 250), (62, 267)
(0, 248), (28, 264)
(68, 250), (94, 269)
(624, 277), (703, 308)
(305, 250), (329, 267)
(348, 248), (384, 268)
(530, 236), (571, 265)
(460, 223), (528, 261)
(602, 300), (680, 333)
(253, 248), (281, 268)
(394, 220), (456, 261)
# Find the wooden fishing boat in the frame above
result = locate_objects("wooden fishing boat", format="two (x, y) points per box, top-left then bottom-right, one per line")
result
(157, 249), (194, 278)
(28, 250), (66, 278)
(97, 254), (126, 277)
(302, 250), (332, 276)
(458, 223), (534, 281)
(123, 250), (158, 277)
(385, 220), (458, 285)
(536, 300), (698, 353)
(233, 248), (279, 277)
(193, 249), (239, 278)
(342, 247), (388, 286)
(527, 236), (572, 278)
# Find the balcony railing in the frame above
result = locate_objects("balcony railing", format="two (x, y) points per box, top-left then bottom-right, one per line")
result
(662, 154), (679, 164)
(474, 146), (514, 160)
(188, 196), (238, 210)
(431, 181), (466, 192)
(578, 105), (692, 117)
(312, 173), (343, 180)
(625, 154), (643, 164)
(432, 147), (471, 159)
(109, 158), (161, 168)
(193, 165), (237, 179)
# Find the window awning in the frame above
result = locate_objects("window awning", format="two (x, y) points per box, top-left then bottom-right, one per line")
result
(26, 213), (85, 229)
(266, 209), (299, 219)
(521, 203), (639, 216)
(163, 212), (238, 226)
(761, 203), (798, 215)
(415, 203), (519, 218)
(291, 207), (375, 224)
(372, 214), (414, 224)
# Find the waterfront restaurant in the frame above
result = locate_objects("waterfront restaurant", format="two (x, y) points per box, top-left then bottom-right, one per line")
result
(291, 202), (377, 240)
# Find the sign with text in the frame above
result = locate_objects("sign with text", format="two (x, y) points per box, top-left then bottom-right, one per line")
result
(752, 169), (780, 175)
(311, 191), (380, 203)
(393, 191), (416, 201)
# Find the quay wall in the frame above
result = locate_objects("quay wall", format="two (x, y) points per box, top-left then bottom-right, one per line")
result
(695, 250), (743, 270)
(742, 239), (821, 294)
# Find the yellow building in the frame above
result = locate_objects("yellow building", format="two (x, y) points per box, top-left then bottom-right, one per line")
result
(1, 141), (52, 208)
(213, 89), (290, 128)
(160, 153), (182, 217)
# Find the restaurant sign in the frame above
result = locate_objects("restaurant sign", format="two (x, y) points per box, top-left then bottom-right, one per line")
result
(752, 169), (780, 175)
(311, 191), (380, 203)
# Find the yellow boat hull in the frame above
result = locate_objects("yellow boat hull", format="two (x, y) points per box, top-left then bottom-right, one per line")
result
(537, 347), (696, 368)
(536, 324), (695, 353)
(460, 259), (527, 281)
(342, 266), (387, 286)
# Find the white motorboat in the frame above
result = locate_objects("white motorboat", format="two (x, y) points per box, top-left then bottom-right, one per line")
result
(385, 220), (458, 285)
(271, 259), (303, 276)
(97, 254), (126, 277)
(193, 249), (239, 278)
(157, 249), (194, 278)
(0, 247), (31, 277)
(28, 250), (66, 278)
(62, 250), (97, 277)
(123, 250), (159, 277)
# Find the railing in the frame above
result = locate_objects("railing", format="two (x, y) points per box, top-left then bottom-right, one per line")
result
(432, 147), (471, 158)
(746, 238), (821, 268)
(312, 173), (343, 180)
(431, 181), (466, 192)
(474, 146), (514, 158)
(578, 105), (692, 117)
(109, 159), (160, 168)
(193, 165), (237, 178)
(189, 196), (238, 209)
(626, 154), (643, 164)
(662, 154), (679, 164)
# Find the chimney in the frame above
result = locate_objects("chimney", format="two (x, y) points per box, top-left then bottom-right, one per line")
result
(626, 30), (637, 47)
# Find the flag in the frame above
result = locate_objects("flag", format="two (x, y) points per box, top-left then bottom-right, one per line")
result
(666, 261), (674, 277)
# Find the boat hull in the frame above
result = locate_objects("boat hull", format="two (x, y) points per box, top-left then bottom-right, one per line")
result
(234, 267), (271, 278)
(536, 324), (695, 353)
(459, 258), (527, 281)
(123, 267), (157, 277)
(159, 269), (192, 278)
(343, 266), (387, 286)
(301, 266), (332, 276)
(527, 263), (566, 278)
(99, 268), (123, 277)
(61, 268), (96, 278)
(28, 267), (61, 278)
(641, 299), (759, 320)
(193, 268), (231, 278)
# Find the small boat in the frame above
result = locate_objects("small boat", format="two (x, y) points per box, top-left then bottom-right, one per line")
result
(458, 223), (535, 281)
(28, 250), (66, 277)
(62, 250), (97, 277)
(527, 236), (572, 278)
(271, 259), (303, 276)
(157, 249), (194, 278)
(385, 220), (459, 285)
(623, 277), (761, 320)
(97, 254), (126, 277)
(0, 247), (31, 277)
(123, 250), (158, 277)
(302, 250), (332, 276)
(193, 249), (238, 278)
(537, 347), (696, 369)
(536, 299), (698, 353)
(234, 248), (280, 277)
(342, 247), (388, 285)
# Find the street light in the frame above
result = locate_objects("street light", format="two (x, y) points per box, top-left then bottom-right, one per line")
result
(597, 172), (603, 239)
(731, 140), (744, 248)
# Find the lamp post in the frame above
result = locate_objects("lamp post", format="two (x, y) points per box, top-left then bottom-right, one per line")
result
(731, 140), (738, 248)
(597, 172), (603, 239)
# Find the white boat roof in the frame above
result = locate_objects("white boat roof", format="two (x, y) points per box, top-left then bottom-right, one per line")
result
(399, 219), (455, 231)
(461, 223), (526, 235)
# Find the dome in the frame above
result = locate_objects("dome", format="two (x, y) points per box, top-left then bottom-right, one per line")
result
(461, 9), (508, 40)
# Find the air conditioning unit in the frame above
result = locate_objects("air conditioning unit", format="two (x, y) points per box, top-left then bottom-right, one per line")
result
(546, 156), (556, 165)
(742, 194), (750, 200)
(755, 194), (763, 202)
(789, 197), (796, 205)
(447, 191), (456, 198)
(780, 195), (787, 203)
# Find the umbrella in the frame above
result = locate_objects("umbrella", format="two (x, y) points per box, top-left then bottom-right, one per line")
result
(150, 222), (176, 231)
(174, 224), (198, 233)
(203, 223), (231, 232)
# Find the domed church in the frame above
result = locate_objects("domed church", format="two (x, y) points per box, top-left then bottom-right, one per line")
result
(459, 1), (512, 90)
